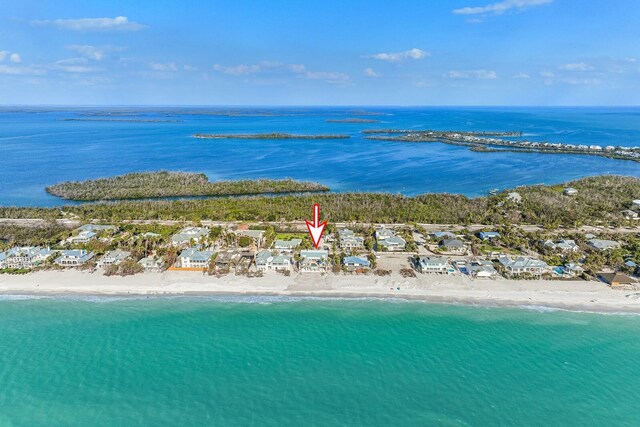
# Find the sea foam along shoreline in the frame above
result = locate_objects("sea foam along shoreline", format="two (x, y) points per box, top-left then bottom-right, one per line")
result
(1, 270), (640, 314)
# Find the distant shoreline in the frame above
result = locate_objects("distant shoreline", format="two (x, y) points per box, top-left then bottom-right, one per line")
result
(193, 133), (351, 140)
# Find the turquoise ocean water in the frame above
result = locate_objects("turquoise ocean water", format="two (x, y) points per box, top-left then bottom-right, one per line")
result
(1, 297), (639, 426)
(1, 106), (640, 206)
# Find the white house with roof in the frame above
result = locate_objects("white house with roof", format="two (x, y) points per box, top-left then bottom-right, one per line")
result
(375, 227), (406, 251)
(467, 260), (498, 278)
(68, 230), (97, 244)
(339, 229), (365, 250)
(138, 256), (163, 272)
(342, 255), (370, 271)
(97, 250), (131, 268)
(0, 247), (55, 269)
(273, 238), (302, 254)
(498, 256), (548, 276)
(587, 239), (621, 251)
(178, 248), (215, 269)
(543, 239), (580, 252)
(563, 187), (578, 196)
(506, 192), (522, 203)
(55, 250), (95, 267)
(254, 250), (292, 272)
(299, 250), (329, 272)
(171, 227), (210, 246)
(416, 256), (453, 274)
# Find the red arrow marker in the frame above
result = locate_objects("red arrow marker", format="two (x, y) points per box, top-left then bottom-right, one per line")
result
(305, 203), (327, 249)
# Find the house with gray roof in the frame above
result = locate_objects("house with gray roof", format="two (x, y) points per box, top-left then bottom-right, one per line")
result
(339, 229), (365, 250)
(587, 239), (621, 251)
(376, 227), (406, 251)
(299, 250), (329, 272)
(430, 231), (456, 240)
(138, 256), (163, 272)
(439, 239), (467, 254)
(254, 250), (292, 272)
(171, 227), (210, 246)
(179, 248), (215, 269)
(273, 238), (302, 254)
(55, 250), (95, 267)
(343, 256), (370, 271)
(467, 260), (498, 278)
(477, 231), (501, 241)
(498, 256), (548, 276)
(543, 239), (580, 252)
(97, 250), (131, 268)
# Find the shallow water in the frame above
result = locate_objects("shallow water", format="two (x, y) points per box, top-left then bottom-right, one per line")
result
(1, 297), (639, 426)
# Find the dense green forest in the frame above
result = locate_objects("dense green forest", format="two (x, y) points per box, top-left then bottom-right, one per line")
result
(45, 171), (329, 201)
(4, 175), (639, 227)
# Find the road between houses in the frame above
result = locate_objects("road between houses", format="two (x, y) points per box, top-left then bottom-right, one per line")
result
(0, 218), (639, 235)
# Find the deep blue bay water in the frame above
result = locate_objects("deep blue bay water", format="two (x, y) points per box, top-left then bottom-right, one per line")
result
(1, 106), (640, 206)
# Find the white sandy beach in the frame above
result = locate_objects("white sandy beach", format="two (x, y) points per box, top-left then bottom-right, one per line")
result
(2, 270), (640, 313)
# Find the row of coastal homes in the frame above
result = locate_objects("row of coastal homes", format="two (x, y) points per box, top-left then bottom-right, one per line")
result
(375, 227), (406, 251)
(0, 247), (56, 269)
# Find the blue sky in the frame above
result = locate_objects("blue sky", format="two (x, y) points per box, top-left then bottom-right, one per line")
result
(1, 0), (639, 105)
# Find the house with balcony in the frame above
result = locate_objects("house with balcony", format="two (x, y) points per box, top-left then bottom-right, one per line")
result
(97, 250), (131, 268)
(342, 256), (371, 272)
(416, 256), (453, 274)
(299, 250), (329, 273)
(54, 250), (95, 267)
(178, 248), (215, 269)
(273, 238), (302, 254)
(0, 247), (55, 269)
(498, 256), (548, 276)
(171, 227), (210, 247)
(339, 229), (365, 250)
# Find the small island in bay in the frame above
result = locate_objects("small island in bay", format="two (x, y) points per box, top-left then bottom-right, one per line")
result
(193, 133), (350, 140)
(326, 118), (380, 123)
(363, 129), (640, 162)
(45, 171), (329, 201)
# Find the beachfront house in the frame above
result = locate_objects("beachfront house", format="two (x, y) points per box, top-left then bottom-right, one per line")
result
(237, 229), (266, 248)
(477, 231), (501, 241)
(498, 256), (548, 276)
(54, 250), (95, 267)
(171, 227), (210, 247)
(273, 238), (302, 255)
(466, 260), (498, 279)
(339, 229), (365, 250)
(543, 239), (580, 252)
(0, 247), (56, 269)
(598, 272), (638, 289)
(254, 250), (292, 273)
(563, 187), (578, 196)
(342, 255), (371, 272)
(439, 239), (467, 254)
(97, 250), (131, 268)
(138, 256), (163, 272)
(587, 239), (621, 251)
(299, 250), (329, 273)
(558, 262), (585, 278)
(416, 256), (454, 274)
(178, 248), (215, 269)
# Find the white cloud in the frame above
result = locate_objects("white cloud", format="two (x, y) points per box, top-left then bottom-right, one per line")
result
(54, 58), (100, 73)
(511, 72), (530, 78)
(366, 48), (429, 62)
(68, 45), (107, 60)
(32, 16), (145, 31)
(0, 64), (46, 75)
(563, 77), (601, 85)
(364, 68), (381, 77)
(213, 61), (349, 84)
(9, 53), (21, 63)
(150, 62), (178, 71)
(446, 69), (497, 79)
(0, 51), (7, 61)
(539, 71), (555, 78)
(559, 62), (593, 71)
(183, 64), (198, 71)
(453, 0), (553, 15)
